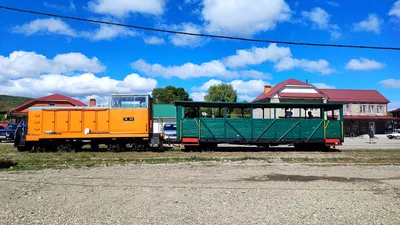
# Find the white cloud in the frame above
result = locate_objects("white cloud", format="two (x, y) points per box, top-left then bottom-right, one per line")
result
(389, 0), (400, 19)
(224, 43), (334, 74)
(131, 59), (271, 79)
(43, 1), (76, 12)
(238, 95), (255, 102)
(12, 18), (77, 37)
(133, 43), (334, 78)
(301, 7), (342, 40)
(275, 58), (335, 74)
(132, 59), (230, 79)
(201, 0), (291, 37)
(378, 79), (400, 88)
(312, 83), (335, 89)
(77, 95), (110, 106)
(191, 79), (223, 91)
(83, 25), (137, 41)
(12, 18), (137, 41)
(302, 7), (330, 29)
(0, 73), (157, 99)
(345, 58), (385, 71)
(353, 14), (383, 34)
(144, 36), (165, 45)
(326, 1), (339, 7)
(190, 92), (207, 101)
(167, 23), (205, 47)
(192, 79), (269, 97)
(0, 51), (105, 79)
(230, 79), (270, 96)
(329, 24), (342, 40)
(87, 0), (165, 18)
(190, 79), (270, 102)
(388, 102), (400, 111)
(223, 43), (291, 68)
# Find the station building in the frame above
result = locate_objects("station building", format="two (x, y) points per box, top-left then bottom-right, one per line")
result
(252, 78), (399, 136)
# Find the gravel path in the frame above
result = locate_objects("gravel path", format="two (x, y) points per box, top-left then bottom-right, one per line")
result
(1, 161), (400, 225)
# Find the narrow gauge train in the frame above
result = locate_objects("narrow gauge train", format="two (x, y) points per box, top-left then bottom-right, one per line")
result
(13, 94), (346, 152)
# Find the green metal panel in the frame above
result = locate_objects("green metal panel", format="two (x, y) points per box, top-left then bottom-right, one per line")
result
(300, 120), (324, 139)
(325, 120), (341, 138)
(225, 119), (252, 139)
(153, 104), (177, 118)
(274, 119), (300, 139)
(182, 118), (199, 137)
(176, 106), (182, 139)
(200, 118), (226, 139)
(253, 119), (276, 139)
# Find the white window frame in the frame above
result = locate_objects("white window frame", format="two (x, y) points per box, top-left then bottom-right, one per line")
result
(377, 105), (383, 113)
(369, 105), (374, 113)
(360, 105), (366, 113)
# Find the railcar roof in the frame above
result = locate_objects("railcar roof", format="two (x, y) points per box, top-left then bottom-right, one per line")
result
(174, 101), (347, 109)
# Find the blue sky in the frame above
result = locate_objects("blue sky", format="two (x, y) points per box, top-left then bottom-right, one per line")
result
(0, 0), (399, 109)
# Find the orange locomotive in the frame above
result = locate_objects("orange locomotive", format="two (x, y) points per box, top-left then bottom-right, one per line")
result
(14, 94), (163, 151)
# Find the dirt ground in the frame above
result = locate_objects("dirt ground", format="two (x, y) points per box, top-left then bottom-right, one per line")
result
(1, 138), (400, 225)
(1, 161), (400, 224)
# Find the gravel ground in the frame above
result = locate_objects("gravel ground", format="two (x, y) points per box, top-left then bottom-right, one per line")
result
(1, 161), (399, 225)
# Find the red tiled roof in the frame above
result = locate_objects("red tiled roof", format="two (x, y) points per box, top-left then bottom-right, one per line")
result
(11, 94), (86, 114)
(320, 89), (389, 103)
(37, 94), (86, 106)
(278, 93), (325, 98)
(252, 78), (313, 102)
(389, 108), (400, 113)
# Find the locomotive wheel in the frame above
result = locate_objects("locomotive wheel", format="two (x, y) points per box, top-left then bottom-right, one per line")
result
(108, 143), (121, 152)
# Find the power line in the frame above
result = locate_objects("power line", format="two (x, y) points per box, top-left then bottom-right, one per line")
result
(1, 5), (400, 51)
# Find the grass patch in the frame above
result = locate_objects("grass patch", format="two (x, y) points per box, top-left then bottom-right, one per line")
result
(1, 144), (400, 171)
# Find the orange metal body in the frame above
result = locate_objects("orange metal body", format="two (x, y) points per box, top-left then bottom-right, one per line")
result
(26, 107), (151, 141)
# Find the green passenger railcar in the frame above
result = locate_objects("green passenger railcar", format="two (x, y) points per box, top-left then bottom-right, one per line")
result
(174, 101), (345, 151)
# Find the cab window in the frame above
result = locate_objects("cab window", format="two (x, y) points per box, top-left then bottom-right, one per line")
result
(111, 95), (148, 108)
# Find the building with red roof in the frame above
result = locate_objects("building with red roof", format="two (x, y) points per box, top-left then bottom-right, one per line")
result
(389, 108), (400, 118)
(10, 94), (86, 120)
(252, 78), (398, 136)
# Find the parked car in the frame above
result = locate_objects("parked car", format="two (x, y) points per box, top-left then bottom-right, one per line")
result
(0, 123), (18, 142)
(387, 129), (400, 139)
(162, 123), (177, 142)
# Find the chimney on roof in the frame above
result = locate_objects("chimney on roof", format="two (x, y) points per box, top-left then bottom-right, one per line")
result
(89, 98), (96, 107)
(264, 85), (272, 94)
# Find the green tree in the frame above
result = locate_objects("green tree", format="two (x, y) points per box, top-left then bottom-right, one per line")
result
(204, 83), (237, 102)
(204, 83), (237, 117)
(151, 86), (191, 104)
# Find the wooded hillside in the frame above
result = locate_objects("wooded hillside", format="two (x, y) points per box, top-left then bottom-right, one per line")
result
(0, 95), (33, 112)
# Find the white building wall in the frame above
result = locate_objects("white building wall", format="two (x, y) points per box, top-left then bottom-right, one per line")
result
(280, 86), (319, 93)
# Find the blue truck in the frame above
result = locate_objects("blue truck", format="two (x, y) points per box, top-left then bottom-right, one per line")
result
(0, 123), (18, 142)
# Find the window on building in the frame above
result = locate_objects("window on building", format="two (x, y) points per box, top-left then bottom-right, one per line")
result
(377, 105), (383, 113)
(49, 103), (55, 107)
(369, 105), (374, 113)
(360, 105), (366, 113)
